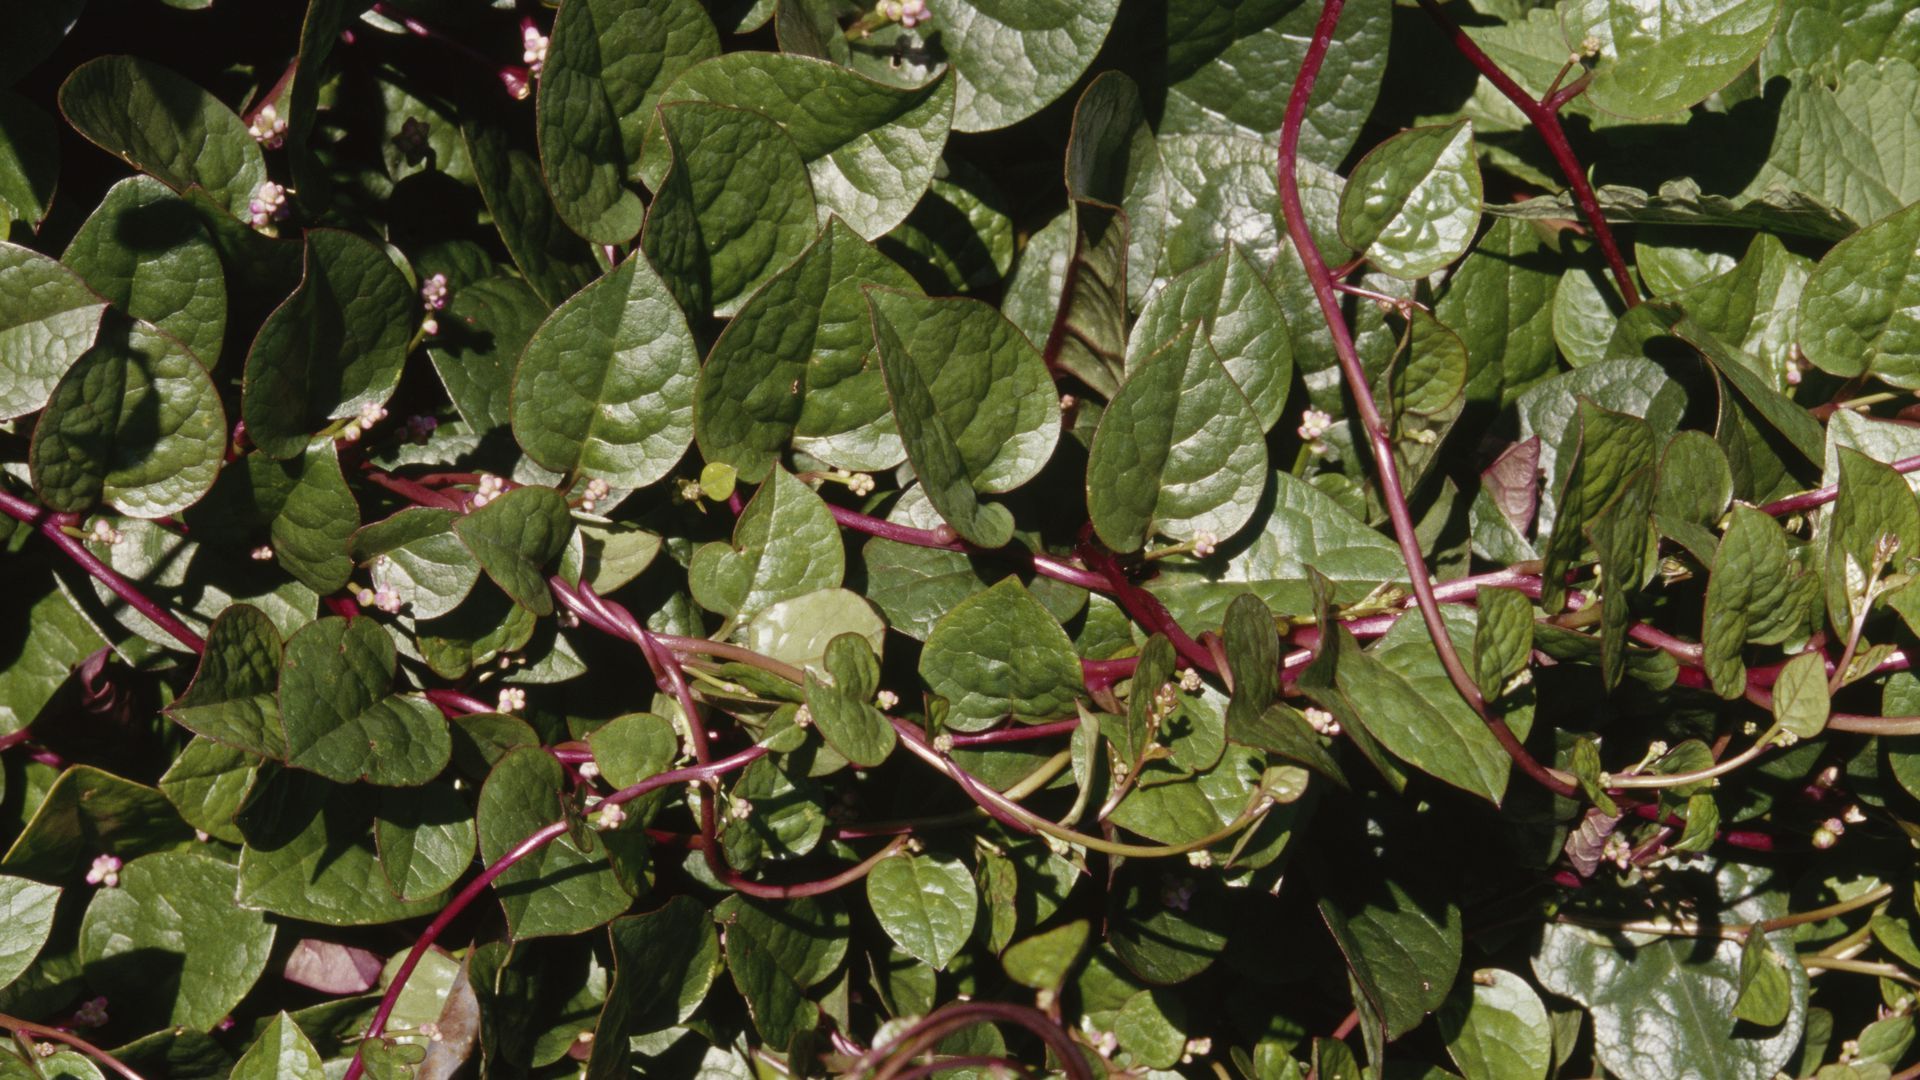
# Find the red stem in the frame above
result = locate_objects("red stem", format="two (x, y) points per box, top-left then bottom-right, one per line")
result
(1413, 0), (1641, 308)
(828, 503), (1110, 591)
(344, 744), (769, 1079)
(0, 491), (206, 654)
(1759, 453), (1920, 517)
(1276, 0), (1574, 799)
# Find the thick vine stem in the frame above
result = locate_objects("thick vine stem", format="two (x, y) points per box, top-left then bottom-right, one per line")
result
(1413, 0), (1641, 308)
(1276, 0), (1576, 799)
(0, 491), (207, 654)
(859, 1001), (1093, 1080)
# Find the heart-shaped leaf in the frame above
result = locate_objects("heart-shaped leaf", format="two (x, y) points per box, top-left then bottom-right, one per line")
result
(279, 616), (451, 786)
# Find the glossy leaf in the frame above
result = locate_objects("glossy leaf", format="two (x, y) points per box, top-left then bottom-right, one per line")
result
(866, 853), (977, 970)
(236, 772), (446, 926)
(1563, 0), (1783, 119)
(0, 91), (58, 231)
(231, 1012), (324, 1080)
(1129, 245), (1293, 430)
(463, 120), (598, 308)
(511, 253), (699, 490)
(1339, 121), (1482, 280)
(241, 229), (415, 460)
(586, 896), (721, 1077)
(1799, 199), (1920, 388)
(920, 578), (1083, 731)
(452, 485), (572, 616)
(351, 508), (481, 621)
(937, 0), (1122, 133)
(867, 288), (1059, 548)
(30, 313), (225, 518)
(1088, 321), (1267, 550)
(717, 893), (847, 1050)
(62, 175), (225, 367)
(1437, 968), (1551, 1080)
(58, 55), (265, 219)
(426, 275), (547, 436)
(478, 748), (634, 940)
(279, 616), (451, 787)
(166, 604), (287, 759)
(0, 240), (108, 421)
(691, 467), (843, 619)
(0, 875), (59, 993)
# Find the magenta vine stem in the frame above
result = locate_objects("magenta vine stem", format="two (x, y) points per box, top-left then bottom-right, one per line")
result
(343, 744), (770, 1080)
(1413, 0), (1641, 308)
(863, 1000), (1092, 1080)
(422, 688), (492, 716)
(1277, 0), (1576, 799)
(0, 1013), (148, 1080)
(826, 503), (1109, 592)
(0, 490), (206, 654)
(1759, 453), (1920, 517)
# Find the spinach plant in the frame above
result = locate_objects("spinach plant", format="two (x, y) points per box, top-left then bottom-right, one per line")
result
(1, 0), (1918, 1077)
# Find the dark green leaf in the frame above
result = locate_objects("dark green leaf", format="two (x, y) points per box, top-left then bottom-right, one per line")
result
(691, 466), (843, 619)
(866, 852), (977, 970)
(231, 1012), (323, 1080)
(30, 312), (225, 518)
(79, 850), (274, 1032)
(716, 893), (847, 1050)
(166, 604), (286, 760)
(0, 240), (108, 421)
(920, 577), (1083, 731)
(805, 634), (896, 768)
(0, 92), (59, 231)
(62, 175), (225, 366)
(1825, 447), (1920, 638)
(426, 275), (546, 435)
(279, 616), (451, 787)
(1437, 968), (1550, 1080)
(1002, 920), (1090, 992)
(241, 228), (415, 460)
(452, 485), (571, 616)
(1799, 198), (1920, 388)
(2, 766), (194, 883)
(867, 288), (1059, 547)
(0, 875), (59, 994)
(1564, 0), (1782, 119)
(585, 897), (720, 1079)
(375, 783), (477, 902)
(1540, 403), (1658, 612)
(157, 737), (257, 845)
(478, 748), (633, 940)
(58, 55), (265, 219)
(936, 0), (1121, 133)
(236, 771), (445, 925)
(1339, 121), (1482, 280)
(1129, 245), (1292, 430)
(462, 120), (597, 308)
(351, 508), (481, 621)
(1701, 507), (1800, 698)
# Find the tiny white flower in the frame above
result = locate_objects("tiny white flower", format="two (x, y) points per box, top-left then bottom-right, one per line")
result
(1844, 804), (1866, 824)
(875, 689), (899, 710)
(578, 761), (601, 781)
(34, 1043), (54, 1059)
(1183, 1036), (1213, 1061)
(250, 544), (274, 561)
(358, 401), (388, 429)
(420, 273), (450, 311)
(1186, 850), (1212, 868)
(1813, 824), (1840, 850)
(932, 733), (955, 754)
(248, 180), (290, 233)
(521, 22), (550, 75)
(729, 798), (754, 821)
(86, 854), (122, 888)
(373, 586), (403, 613)
(1191, 530), (1219, 558)
(1296, 407), (1333, 441)
(194, 829), (210, 842)
(1303, 706), (1340, 736)
(73, 997), (109, 1028)
(89, 519), (123, 546)
(471, 474), (505, 508)
(556, 608), (580, 628)
(1178, 669), (1203, 692)
(497, 687), (527, 713)
(247, 103), (288, 148)
(593, 802), (626, 830)
(845, 471), (875, 496)
(793, 704), (813, 729)
(420, 316), (440, 336)
(1152, 681), (1180, 718)
(1059, 393), (1077, 412)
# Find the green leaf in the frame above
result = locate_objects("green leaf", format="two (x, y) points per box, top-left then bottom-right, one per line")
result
(637, 54), (953, 240)
(510, 252), (699, 490)
(879, 156), (1017, 296)
(1739, 58), (1920, 229)
(166, 604), (287, 760)
(1701, 507), (1800, 698)
(0, 560), (108, 737)
(1088, 320), (1268, 551)
(1309, 604), (1513, 804)
(920, 577), (1083, 732)
(1231, 704), (1348, 789)
(535, 0), (718, 245)
(426, 275), (547, 435)
(586, 897), (721, 1078)
(0, 91), (58, 230)
(1108, 870), (1228, 985)
(866, 852), (977, 970)
(1732, 932), (1793, 1027)
(1145, 471), (1407, 629)
(1116, 989), (1188, 1069)
(452, 485), (572, 616)
(641, 101), (818, 319)
(185, 442), (360, 595)
(479, 748), (634, 939)
(697, 220), (916, 482)
(716, 893), (847, 1050)
(351, 508), (481, 621)
(2, 766), (195, 883)
(691, 467), (844, 619)
(1534, 863), (1806, 1080)
(1825, 446), (1920, 638)
(58, 55), (266, 220)
(1656, 429), (1735, 562)
(1437, 218), (1563, 408)
(1338, 120), (1482, 280)
(0, 240), (108, 421)
(1002, 919), (1090, 991)
(241, 228), (415, 459)
(1800, 199), (1920, 388)
(236, 771), (446, 925)
(462, 120), (598, 308)
(1517, 358), (1687, 540)
(1145, 0), (1389, 168)
(1563, 0), (1782, 119)
(1663, 310), (1822, 465)
(1224, 592), (1280, 732)
(739, 587), (886, 675)
(1771, 650), (1830, 739)
(1540, 403), (1658, 612)
(1437, 968), (1551, 1080)
(867, 288), (1059, 547)
(158, 737), (257, 845)
(231, 1012), (324, 1080)
(0, 875), (59, 994)
(1130, 245), (1293, 430)
(559, 517), (663, 596)
(62, 175), (225, 367)
(279, 616), (451, 787)
(1584, 464), (1656, 689)
(936, 0), (1122, 133)
(805, 634), (896, 768)
(721, 756), (827, 871)
(1474, 587), (1535, 700)
(30, 312), (225, 518)
(78, 850), (275, 1032)
(374, 783), (477, 902)
(1313, 807), (1463, 1040)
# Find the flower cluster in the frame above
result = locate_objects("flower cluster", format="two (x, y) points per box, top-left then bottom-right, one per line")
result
(879, 0), (932, 28)
(88, 518), (123, 546)
(497, 687), (527, 713)
(248, 180), (290, 234)
(522, 20), (550, 77)
(86, 853), (121, 888)
(419, 272), (449, 335)
(1296, 407), (1333, 454)
(579, 477), (610, 512)
(470, 473), (507, 508)
(247, 102), (287, 148)
(338, 400), (389, 443)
